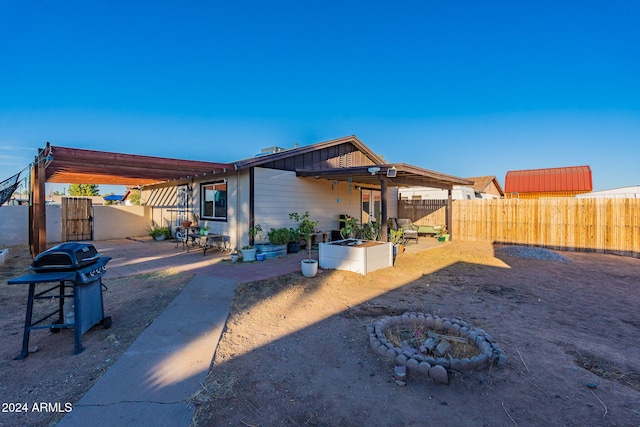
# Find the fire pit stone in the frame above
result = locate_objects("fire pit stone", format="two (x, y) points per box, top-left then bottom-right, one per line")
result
(368, 312), (506, 383)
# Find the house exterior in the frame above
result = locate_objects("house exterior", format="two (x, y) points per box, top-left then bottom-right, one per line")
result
(141, 136), (472, 249)
(575, 186), (640, 199)
(398, 176), (504, 200)
(28, 136), (472, 254)
(504, 166), (593, 199)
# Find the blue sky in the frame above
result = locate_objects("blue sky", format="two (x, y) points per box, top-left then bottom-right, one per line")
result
(1, 0), (639, 193)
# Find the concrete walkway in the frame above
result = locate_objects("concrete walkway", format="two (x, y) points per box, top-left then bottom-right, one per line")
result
(56, 238), (308, 427)
(56, 236), (443, 426)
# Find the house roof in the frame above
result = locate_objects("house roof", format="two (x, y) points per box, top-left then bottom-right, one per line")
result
(234, 135), (384, 169)
(237, 135), (471, 189)
(35, 136), (470, 190)
(297, 163), (472, 189)
(466, 176), (504, 195)
(39, 143), (235, 186)
(504, 166), (593, 193)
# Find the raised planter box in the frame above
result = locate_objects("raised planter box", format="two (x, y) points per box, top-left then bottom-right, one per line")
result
(319, 239), (393, 276)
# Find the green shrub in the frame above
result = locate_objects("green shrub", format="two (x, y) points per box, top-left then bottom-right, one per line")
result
(267, 227), (290, 245)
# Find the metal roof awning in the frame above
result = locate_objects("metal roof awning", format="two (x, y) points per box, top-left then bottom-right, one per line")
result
(296, 163), (473, 189)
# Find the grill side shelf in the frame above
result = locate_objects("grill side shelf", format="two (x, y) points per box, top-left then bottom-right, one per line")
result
(8, 271), (77, 285)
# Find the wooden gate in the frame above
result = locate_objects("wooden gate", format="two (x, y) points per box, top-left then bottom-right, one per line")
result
(62, 197), (93, 241)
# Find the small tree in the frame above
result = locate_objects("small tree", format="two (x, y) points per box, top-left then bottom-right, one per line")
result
(128, 189), (141, 205)
(68, 184), (100, 196)
(289, 212), (318, 261)
(246, 224), (263, 248)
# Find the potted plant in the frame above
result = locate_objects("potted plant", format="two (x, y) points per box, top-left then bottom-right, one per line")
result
(340, 215), (359, 239)
(287, 227), (301, 253)
(257, 227), (289, 259)
(389, 228), (404, 257)
(241, 224), (262, 262)
(150, 226), (170, 241)
(437, 225), (450, 242)
(200, 224), (210, 235)
(290, 212), (318, 277)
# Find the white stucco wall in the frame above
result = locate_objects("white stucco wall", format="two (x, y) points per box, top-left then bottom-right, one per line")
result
(93, 205), (150, 240)
(0, 205), (147, 247)
(0, 205), (63, 247)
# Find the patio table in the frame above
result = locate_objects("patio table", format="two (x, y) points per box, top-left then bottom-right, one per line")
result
(187, 233), (230, 256)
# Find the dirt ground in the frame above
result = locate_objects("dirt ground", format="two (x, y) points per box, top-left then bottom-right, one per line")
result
(1, 241), (639, 427)
(193, 241), (640, 427)
(0, 245), (193, 427)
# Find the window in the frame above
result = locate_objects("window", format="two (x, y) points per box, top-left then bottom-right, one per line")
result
(201, 181), (227, 220)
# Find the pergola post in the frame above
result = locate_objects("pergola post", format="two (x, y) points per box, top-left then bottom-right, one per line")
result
(29, 151), (47, 257)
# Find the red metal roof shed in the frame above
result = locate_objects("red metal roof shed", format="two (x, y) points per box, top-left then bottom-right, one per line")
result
(505, 166), (593, 193)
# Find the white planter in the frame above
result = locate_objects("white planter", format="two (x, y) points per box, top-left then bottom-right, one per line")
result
(242, 248), (257, 262)
(319, 239), (393, 275)
(301, 259), (318, 277)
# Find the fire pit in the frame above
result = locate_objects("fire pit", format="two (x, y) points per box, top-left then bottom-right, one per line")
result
(368, 312), (506, 384)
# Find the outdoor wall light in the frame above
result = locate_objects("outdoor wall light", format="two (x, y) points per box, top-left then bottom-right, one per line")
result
(368, 167), (380, 175)
(386, 166), (397, 178)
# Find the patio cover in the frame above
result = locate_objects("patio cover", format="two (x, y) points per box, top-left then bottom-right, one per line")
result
(297, 164), (472, 242)
(29, 143), (234, 256)
(296, 163), (472, 189)
(40, 143), (234, 186)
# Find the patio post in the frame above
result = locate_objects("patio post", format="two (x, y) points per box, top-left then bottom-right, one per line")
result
(379, 176), (388, 242)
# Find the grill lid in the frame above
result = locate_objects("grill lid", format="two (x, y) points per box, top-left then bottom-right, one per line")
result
(31, 243), (101, 272)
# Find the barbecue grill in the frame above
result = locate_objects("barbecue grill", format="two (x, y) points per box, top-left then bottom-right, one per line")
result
(7, 243), (112, 359)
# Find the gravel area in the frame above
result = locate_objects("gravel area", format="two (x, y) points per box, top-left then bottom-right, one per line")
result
(496, 245), (570, 262)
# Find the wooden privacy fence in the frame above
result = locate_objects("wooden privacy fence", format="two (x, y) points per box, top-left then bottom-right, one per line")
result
(397, 199), (448, 226)
(451, 198), (640, 257)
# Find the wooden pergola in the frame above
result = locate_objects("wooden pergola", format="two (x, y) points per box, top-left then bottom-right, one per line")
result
(29, 143), (234, 256)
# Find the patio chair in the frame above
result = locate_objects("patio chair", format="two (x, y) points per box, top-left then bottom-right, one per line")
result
(396, 218), (419, 244)
(175, 230), (188, 250)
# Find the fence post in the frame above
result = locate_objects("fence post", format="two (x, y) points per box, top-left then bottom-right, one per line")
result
(447, 189), (453, 241)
